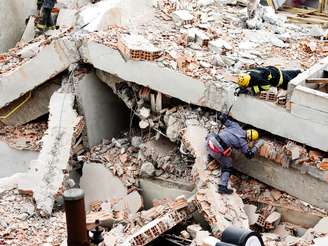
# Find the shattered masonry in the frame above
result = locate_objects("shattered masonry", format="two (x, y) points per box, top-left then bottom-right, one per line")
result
(1, 0), (328, 245)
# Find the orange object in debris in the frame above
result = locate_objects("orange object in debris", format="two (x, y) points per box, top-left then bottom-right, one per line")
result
(52, 7), (60, 13)
(319, 160), (328, 170)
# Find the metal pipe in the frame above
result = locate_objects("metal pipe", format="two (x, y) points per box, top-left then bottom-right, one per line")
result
(64, 188), (90, 246)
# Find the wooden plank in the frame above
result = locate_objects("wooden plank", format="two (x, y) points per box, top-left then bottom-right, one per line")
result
(287, 16), (328, 26)
(306, 78), (328, 84)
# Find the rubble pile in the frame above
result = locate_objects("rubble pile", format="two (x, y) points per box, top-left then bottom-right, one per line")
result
(259, 139), (328, 170)
(83, 133), (194, 188)
(102, 197), (196, 246)
(1, 0), (328, 245)
(0, 189), (65, 246)
(0, 121), (47, 151)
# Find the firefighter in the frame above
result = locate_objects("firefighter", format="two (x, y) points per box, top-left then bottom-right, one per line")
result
(205, 113), (264, 194)
(237, 66), (301, 95)
(36, 0), (56, 30)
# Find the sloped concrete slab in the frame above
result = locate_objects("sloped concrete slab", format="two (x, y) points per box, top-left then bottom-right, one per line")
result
(0, 38), (79, 108)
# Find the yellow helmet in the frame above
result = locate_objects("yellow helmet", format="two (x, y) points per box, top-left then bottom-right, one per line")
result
(238, 73), (251, 88)
(246, 129), (259, 141)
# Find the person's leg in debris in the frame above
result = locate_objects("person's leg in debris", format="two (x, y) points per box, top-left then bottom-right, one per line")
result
(281, 69), (302, 90)
(218, 156), (234, 194)
(206, 133), (233, 194)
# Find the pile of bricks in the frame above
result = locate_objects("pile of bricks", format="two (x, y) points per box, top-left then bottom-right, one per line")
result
(117, 34), (162, 61)
(120, 199), (196, 246)
(259, 90), (277, 102)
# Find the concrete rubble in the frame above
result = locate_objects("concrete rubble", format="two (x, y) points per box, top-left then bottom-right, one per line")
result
(0, 0), (328, 245)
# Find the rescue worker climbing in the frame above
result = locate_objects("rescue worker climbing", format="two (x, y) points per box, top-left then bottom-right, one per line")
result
(37, 0), (56, 31)
(206, 113), (264, 194)
(236, 66), (301, 95)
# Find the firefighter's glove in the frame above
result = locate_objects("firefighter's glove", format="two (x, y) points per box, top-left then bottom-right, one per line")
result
(217, 112), (228, 124)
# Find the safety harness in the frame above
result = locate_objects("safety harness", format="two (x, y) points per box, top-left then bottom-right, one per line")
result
(208, 137), (232, 157)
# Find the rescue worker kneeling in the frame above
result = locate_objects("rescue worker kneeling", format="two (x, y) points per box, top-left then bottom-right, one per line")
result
(237, 66), (301, 95)
(206, 113), (264, 194)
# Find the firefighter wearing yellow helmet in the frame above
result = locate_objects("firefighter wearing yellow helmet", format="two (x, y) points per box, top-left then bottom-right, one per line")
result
(237, 66), (301, 95)
(205, 113), (264, 194)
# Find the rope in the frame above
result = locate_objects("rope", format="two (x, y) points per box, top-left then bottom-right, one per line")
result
(0, 91), (32, 119)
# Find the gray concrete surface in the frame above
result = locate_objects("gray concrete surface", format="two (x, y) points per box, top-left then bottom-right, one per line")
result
(233, 153), (328, 210)
(0, 81), (60, 125)
(80, 41), (328, 151)
(0, 141), (38, 178)
(0, 38), (79, 109)
(0, 0), (36, 52)
(77, 71), (130, 147)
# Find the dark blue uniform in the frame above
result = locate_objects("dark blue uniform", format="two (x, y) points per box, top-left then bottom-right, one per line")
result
(206, 119), (259, 187)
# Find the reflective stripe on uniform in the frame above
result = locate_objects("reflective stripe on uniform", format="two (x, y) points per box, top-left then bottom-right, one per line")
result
(253, 85), (260, 94)
(277, 67), (283, 87)
(260, 84), (270, 91)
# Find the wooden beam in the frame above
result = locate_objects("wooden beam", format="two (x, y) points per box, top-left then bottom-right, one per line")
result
(306, 78), (328, 84)
(287, 16), (328, 26)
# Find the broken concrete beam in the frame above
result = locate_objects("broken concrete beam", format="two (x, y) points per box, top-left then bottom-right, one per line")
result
(82, 42), (206, 105)
(233, 152), (328, 209)
(0, 38), (79, 108)
(171, 10), (194, 26)
(76, 71), (129, 147)
(82, 41), (328, 151)
(0, 81), (60, 125)
(17, 91), (78, 215)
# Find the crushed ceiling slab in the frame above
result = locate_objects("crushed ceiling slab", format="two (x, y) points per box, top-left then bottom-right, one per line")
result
(0, 37), (79, 109)
(17, 91), (78, 216)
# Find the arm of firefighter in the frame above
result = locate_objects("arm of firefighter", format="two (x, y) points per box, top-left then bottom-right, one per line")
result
(241, 140), (256, 159)
(223, 118), (241, 129)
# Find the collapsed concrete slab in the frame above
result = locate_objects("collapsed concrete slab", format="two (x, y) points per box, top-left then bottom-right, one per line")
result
(76, 71), (129, 147)
(80, 41), (328, 151)
(233, 153), (328, 209)
(0, 38), (79, 109)
(18, 91), (78, 215)
(0, 0), (36, 52)
(0, 81), (60, 125)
